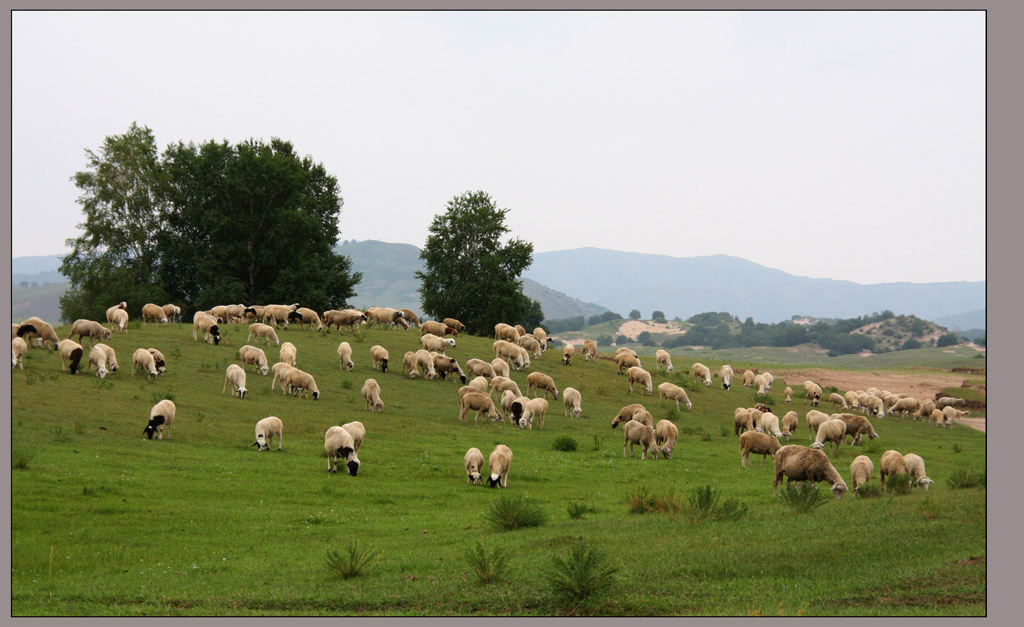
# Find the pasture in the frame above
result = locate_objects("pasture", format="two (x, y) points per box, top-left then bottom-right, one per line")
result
(10, 319), (986, 615)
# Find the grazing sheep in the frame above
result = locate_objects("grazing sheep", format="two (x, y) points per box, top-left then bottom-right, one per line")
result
(811, 419), (847, 456)
(762, 372), (775, 390)
(655, 419), (679, 459)
(324, 426), (360, 475)
(582, 339), (597, 361)
(514, 324), (527, 337)
(397, 309), (420, 328)
(18, 317), (60, 350)
(561, 343), (576, 366)
(238, 345), (270, 376)
(913, 400), (937, 420)
(655, 349), (674, 373)
(401, 350), (419, 378)
(361, 378), (384, 412)
(517, 334), (543, 359)
(490, 357), (510, 378)
(720, 364), (734, 390)
(533, 328), (550, 351)
(879, 450), (910, 488)
(758, 412), (784, 438)
(460, 391), (500, 422)
(369, 345), (390, 373)
(281, 367), (320, 400)
(161, 304), (181, 322)
(927, 408), (945, 427)
(903, 453), (934, 490)
(69, 319), (112, 345)
(657, 382), (692, 412)
(804, 382), (823, 406)
(613, 351), (641, 374)
(262, 303), (301, 328)
(415, 349), (438, 380)
(772, 445), (848, 498)
(431, 352), (467, 384)
(468, 375), (489, 393)
(754, 374), (769, 396)
(364, 307), (407, 330)
(222, 363), (248, 399)
(615, 347), (638, 358)
(443, 318), (466, 333)
(833, 413), (880, 445)
(489, 376), (523, 401)
(93, 343), (118, 374)
(747, 407), (764, 432)
(849, 455), (874, 494)
(691, 363), (713, 386)
(623, 421), (659, 460)
(562, 387), (583, 418)
(494, 323), (519, 342)
(517, 398), (549, 430)
(279, 342), (297, 367)
(860, 395), (885, 418)
(487, 444), (513, 488)
(936, 396), (967, 409)
(739, 431), (782, 468)
(464, 447), (484, 485)
(513, 344), (532, 370)
(743, 370), (756, 388)
(192, 312), (221, 345)
(141, 303), (169, 325)
(323, 309), (368, 334)
(806, 410), (831, 440)
(109, 308), (129, 335)
(845, 390), (861, 409)
(294, 307), (323, 331)
(10, 323), (16, 339)
(526, 371), (559, 399)
(890, 397), (921, 417)
(243, 305), (266, 322)
(781, 411), (799, 441)
(493, 340), (525, 370)
(421, 333), (455, 354)
(611, 403), (651, 429)
(85, 344), (109, 378)
(341, 421), (366, 457)
(247, 323), (280, 347)
(734, 408), (755, 436)
(253, 416), (283, 451)
(420, 320), (456, 337)
(146, 347), (167, 374)
(941, 406), (969, 428)
(466, 358), (496, 379)
(337, 341), (355, 371)
(828, 393), (848, 409)
(143, 399), (176, 440)
(105, 302), (127, 325)
(626, 366), (654, 395)
(270, 362), (295, 392)
(784, 386), (794, 404)
(11, 337), (27, 370)
(130, 347), (159, 378)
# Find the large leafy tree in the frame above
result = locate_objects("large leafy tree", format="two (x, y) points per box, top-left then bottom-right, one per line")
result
(416, 191), (540, 335)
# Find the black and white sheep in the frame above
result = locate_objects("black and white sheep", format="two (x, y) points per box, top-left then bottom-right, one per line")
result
(144, 399), (176, 440)
(464, 447), (484, 485)
(487, 444), (513, 488)
(223, 364), (248, 399)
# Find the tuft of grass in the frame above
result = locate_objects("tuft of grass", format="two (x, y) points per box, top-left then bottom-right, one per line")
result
(11, 449), (34, 470)
(719, 425), (729, 437)
(463, 540), (511, 584)
(952, 443), (962, 454)
(342, 380), (353, 390)
(552, 436), (578, 452)
(917, 496), (941, 520)
(947, 469), (985, 490)
(543, 539), (618, 609)
(627, 485), (684, 517)
(591, 434), (603, 451)
(51, 425), (70, 443)
(567, 501), (597, 520)
(73, 420), (85, 435)
(483, 494), (547, 531)
(885, 473), (914, 495)
(686, 485), (748, 524)
(325, 540), (380, 579)
(855, 482), (883, 498)
(679, 425), (702, 436)
(701, 432), (712, 442)
(151, 392), (175, 403)
(777, 483), (830, 513)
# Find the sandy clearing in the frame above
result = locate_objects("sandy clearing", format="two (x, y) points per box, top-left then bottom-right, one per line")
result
(616, 320), (687, 339)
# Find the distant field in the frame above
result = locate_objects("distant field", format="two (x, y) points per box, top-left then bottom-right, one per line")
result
(11, 322), (985, 616)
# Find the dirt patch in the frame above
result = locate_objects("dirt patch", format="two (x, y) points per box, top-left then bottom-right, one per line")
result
(616, 320), (687, 340)
(957, 418), (986, 433)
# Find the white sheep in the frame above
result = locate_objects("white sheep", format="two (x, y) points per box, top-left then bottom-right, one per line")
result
(758, 412), (784, 438)
(442, 318), (465, 333)
(421, 333), (455, 354)
(466, 358), (496, 379)
(784, 386), (794, 404)
(337, 341), (355, 371)
(402, 350), (420, 378)
(582, 339), (597, 361)
(17, 317), (60, 350)
(849, 455), (874, 494)
(754, 374), (769, 396)
(804, 382), (823, 406)
(323, 309), (368, 334)
(109, 308), (129, 335)
(370, 345), (390, 372)
(903, 453), (934, 490)
(781, 411), (799, 441)
(941, 406), (969, 428)
(828, 392), (848, 409)
(655, 419), (679, 459)
(270, 362), (295, 392)
(459, 391), (500, 422)
(144, 399), (176, 440)
(324, 426), (359, 475)
(879, 450), (910, 489)
(278, 342), (297, 367)
(105, 301), (127, 326)
(762, 371), (775, 390)
(739, 431), (782, 468)
(719, 364), (734, 390)
(487, 444), (513, 488)
(342, 421), (366, 457)
(532, 327), (550, 351)
(147, 348), (167, 374)
(142, 303), (169, 325)
(468, 375), (489, 393)
(11, 337), (27, 370)
(130, 347), (158, 378)
(419, 320), (456, 337)
(464, 447), (484, 485)
(623, 421), (659, 460)
(364, 307), (407, 330)
(493, 323), (519, 342)
(890, 397), (921, 417)
(613, 351), (641, 374)
(743, 369), (756, 388)
(489, 376), (523, 401)
(805, 410), (832, 441)
(161, 304), (181, 322)
(69, 319), (113, 345)
(262, 303), (301, 328)
(238, 345), (270, 376)
(431, 352), (467, 384)
(611, 403), (650, 429)
(734, 407), (754, 436)
(626, 366), (654, 395)
(295, 307), (323, 331)
(223, 363), (248, 399)
(361, 378), (384, 412)
(562, 343), (575, 366)
(811, 419), (847, 455)
(518, 398), (549, 430)
(526, 371), (559, 399)
(691, 362), (712, 386)
(654, 382), (690, 412)
(490, 357), (510, 378)
(248, 322), (280, 347)
(192, 312), (221, 345)
(281, 367), (320, 400)
(93, 343), (118, 374)
(655, 349), (674, 373)
(86, 344), (109, 378)
(493, 340), (525, 370)
(562, 387), (583, 418)
(500, 389), (519, 423)
(253, 416), (283, 451)
(936, 396), (967, 409)
(415, 349), (438, 380)
(772, 445), (848, 498)
(517, 334), (543, 360)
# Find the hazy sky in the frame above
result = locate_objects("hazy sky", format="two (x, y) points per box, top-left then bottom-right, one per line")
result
(11, 10), (984, 285)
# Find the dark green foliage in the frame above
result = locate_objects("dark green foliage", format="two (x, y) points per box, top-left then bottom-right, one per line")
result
(595, 335), (614, 347)
(901, 338), (923, 350)
(885, 473), (914, 495)
(685, 485), (748, 523)
(947, 469), (985, 489)
(651, 310), (665, 320)
(778, 483), (830, 513)
(325, 541), (380, 579)
(545, 316), (586, 334)
(628, 309), (641, 320)
(543, 539), (618, 608)
(855, 482), (883, 498)
(416, 191), (536, 335)
(936, 333), (960, 348)
(637, 331), (656, 347)
(552, 436), (578, 452)
(587, 311), (622, 326)
(626, 485), (684, 516)
(615, 334), (629, 345)
(463, 540), (511, 584)
(483, 494), (547, 531)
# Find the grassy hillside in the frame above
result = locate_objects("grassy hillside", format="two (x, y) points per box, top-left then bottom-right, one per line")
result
(11, 322), (985, 616)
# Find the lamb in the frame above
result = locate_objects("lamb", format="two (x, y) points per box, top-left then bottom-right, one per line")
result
(811, 419), (847, 455)
(623, 421), (659, 460)
(281, 367), (320, 400)
(758, 412), (784, 438)
(322, 309), (368, 334)
(369, 345), (390, 372)
(262, 303), (301, 328)
(337, 342), (355, 371)
(784, 386), (794, 403)
(562, 387), (583, 418)
(141, 304), (169, 325)
(295, 307), (323, 331)
(903, 453), (934, 490)
(517, 334), (543, 360)
(86, 344), (110, 378)
(253, 416), (283, 451)
(192, 312), (221, 345)
(415, 349), (438, 380)
(489, 376), (523, 401)
(613, 351), (641, 374)
(626, 366), (654, 395)
(147, 347), (167, 374)
(431, 352), (467, 384)
(562, 343), (575, 366)
(270, 362), (296, 391)
(936, 396), (967, 409)
(833, 413), (879, 445)
(849, 455), (874, 494)
(487, 444), (513, 488)
(754, 374), (769, 396)
(161, 304), (181, 322)
(655, 419), (679, 459)
(518, 398), (549, 430)
(18, 317), (60, 350)
(247, 322), (280, 347)
(324, 426), (359, 475)
(130, 347), (159, 378)
(734, 408), (754, 436)
(719, 364), (734, 390)
(655, 349), (674, 373)
(806, 410), (832, 440)
(222, 363), (248, 399)
(582, 339), (597, 361)
(11, 337), (27, 370)
(468, 376), (489, 393)
(828, 393), (848, 409)
(490, 357), (510, 378)
(464, 447), (485, 485)
(272, 342), (295, 369)
(743, 369), (756, 388)
(494, 323), (519, 342)
(398, 309), (421, 328)
(361, 378), (384, 412)
(611, 403), (650, 429)
(93, 343), (118, 374)
(69, 319), (113, 345)
(421, 333), (455, 354)
(466, 358), (496, 379)
(401, 351), (419, 378)
(459, 391), (500, 422)
(443, 318), (466, 333)
(804, 382), (823, 406)
(420, 320), (457, 337)
(879, 450), (910, 488)
(739, 431), (782, 468)
(493, 340), (525, 370)
(772, 445), (848, 498)
(143, 399), (176, 440)
(109, 308), (129, 335)
(238, 345), (270, 376)
(781, 411), (799, 441)
(527, 371), (559, 399)
(691, 362), (712, 386)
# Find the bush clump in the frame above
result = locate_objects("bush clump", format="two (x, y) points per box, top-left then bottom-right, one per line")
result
(463, 540), (511, 584)
(483, 494), (547, 531)
(778, 483), (830, 513)
(325, 540), (380, 579)
(552, 436), (578, 452)
(686, 485), (748, 523)
(885, 473), (914, 495)
(947, 469), (986, 490)
(544, 539), (619, 609)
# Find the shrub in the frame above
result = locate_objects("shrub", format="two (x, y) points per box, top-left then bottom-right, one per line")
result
(952, 443), (962, 454)
(325, 540), (380, 579)
(855, 482), (883, 498)
(463, 540), (511, 584)
(626, 485), (683, 516)
(567, 501), (597, 520)
(543, 539), (618, 608)
(341, 379), (353, 390)
(917, 496), (941, 520)
(483, 495), (547, 531)
(591, 435), (604, 451)
(11, 449), (34, 470)
(778, 483), (830, 513)
(885, 473), (913, 495)
(947, 469), (985, 490)
(685, 485), (747, 524)
(552, 436), (578, 452)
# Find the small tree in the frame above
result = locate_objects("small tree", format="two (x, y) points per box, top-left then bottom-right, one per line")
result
(902, 338), (923, 350)
(629, 309), (641, 320)
(651, 310), (665, 320)
(936, 333), (960, 348)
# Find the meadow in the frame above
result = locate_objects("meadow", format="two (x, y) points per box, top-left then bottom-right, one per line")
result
(9, 320), (986, 616)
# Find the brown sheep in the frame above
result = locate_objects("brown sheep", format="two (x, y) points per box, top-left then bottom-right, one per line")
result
(739, 431), (781, 468)
(772, 445), (848, 498)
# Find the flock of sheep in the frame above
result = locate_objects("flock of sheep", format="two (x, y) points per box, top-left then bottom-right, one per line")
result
(13, 300), (969, 497)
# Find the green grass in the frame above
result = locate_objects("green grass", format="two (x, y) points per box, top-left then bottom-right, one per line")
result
(10, 320), (985, 615)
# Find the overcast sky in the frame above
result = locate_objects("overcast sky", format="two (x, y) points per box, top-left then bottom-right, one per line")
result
(11, 10), (984, 285)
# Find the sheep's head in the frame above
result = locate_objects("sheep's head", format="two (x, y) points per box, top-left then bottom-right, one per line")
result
(259, 365), (269, 376)
(312, 390), (320, 400)
(458, 374), (467, 384)
(831, 481), (848, 499)
(97, 366), (108, 379)
(237, 387), (247, 399)
(722, 382), (730, 390)
(518, 416), (531, 429)
(686, 401), (693, 411)
(468, 472), (482, 485)
(346, 458), (360, 476)
(488, 474), (501, 488)
(661, 445), (673, 459)
(811, 442), (825, 450)
(254, 434), (269, 451)
(143, 416), (165, 440)
(917, 477), (934, 490)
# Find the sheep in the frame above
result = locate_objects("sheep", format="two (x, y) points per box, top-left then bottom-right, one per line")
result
(747, 408), (764, 432)
(223, 304), (247, 323)
(691, 362), (712, 386)
(811, 419), (847, 456)
(143, 399), (176, 440)
(804, 382), (823, 406)
(323, 309), (368, 334)
(361, 378), (384, 412)
(879, 450), (910, 488)
(459, 391), (500, 422)
(833, 413), (879, 445)
(655, 349), (674, 373)
(518, 398), (549, 430)
(758, 412), (784, 438)
(487, 444), (513, 488)
(500, 389), (518, 423)
(513, 344), (532, 370)
(192, 312), (221, 345)
(913, 400), (937, 420)
(849, 455), (874, 494)
(781, 411), (799, 441)
(420, 320), (456, 337)
(130, 347), (159, 378)
(490, 357), (510, 379)
(845, 390), (861, 409)
(364, 307), (408, 329)
(253, 416), (283, 451)
(772, 445), (848, 498)
(281, 367), (320, 400)
(494, 323), (519, 342)
(784, 386), (794, 404)
(398, 309), (420, 328)
(623, 421), (659, 460)
(762, 371), (775, 390)
(401, 351), (419, 378)
(93, 343), (118, 374)
(533, 327), (550, 351)
(719, 364), (734, 390)
(936, 396), (967, 409)
(517, 334), (543, 359)
(514, 324), (527, 337)
(139, 303), (168, 326)
(247, 323), (280, 347)
(743, 369), (756, 388)
(526, 371), (559, 399)
(262, 303), (301, 328)
(109, 308), (129, 335)
(11, 337), (27, 370)
(582, 339), (597, 361)
(342, 421), (367, 458)
(11, 323), (19, 339)
(421, 333), (455, 354)
(613, 351), (641, 374)
(562, 387), (583, 418)
(941, 406), (969, 428)
(806, 410), (832, 440)
(431, 352), (467, 384)
(105, 301), (127, 325)
(221, 363), (248, 399)
(655, 419), (679, 459)
(890, 397), (921, 417)
(616, 347), (638, 358)
(753, 374), (769, 396)
(337, 342), (355, 371)
(147, 347), (167, 374)
(370, 345), (390, 373)
(279, 342), (297, 367)
(468, 375), (489, 393)
(294, 307), (323, 331)
(927, 408), (945, 427)
(69, 319), (113, 345)
(161, 304), (181, 322)
(415, 349), (438, 380)
(244, 305), (266, 322)
(17, 317), (60, 350)
(828, 393), (848, 409)
(238, 345), (270, 376)
(611, 403), (650, 429)
(739, 431), (782, 468)
(493, 340), (526, 370)
(466, 358), (496, 379)
(324, 426), (359, 475)
(464, 447), (485, 485)
(85, 344), (109, 378)
(489, 376), (523, 401)
(903, 453), (934, 490)
(443, 318), (465, 333)
(861, 395), (885, 418)
(562, 343), (575, 366)
(626, 366), (654, 396)
(734, 407), (755, 436)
